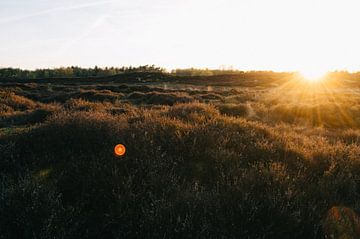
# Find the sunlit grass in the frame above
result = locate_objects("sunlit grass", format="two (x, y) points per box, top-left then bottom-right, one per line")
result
(1, 73), (360, 238)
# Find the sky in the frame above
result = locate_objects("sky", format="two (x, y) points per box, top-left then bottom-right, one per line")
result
(1, 0), (360, 73)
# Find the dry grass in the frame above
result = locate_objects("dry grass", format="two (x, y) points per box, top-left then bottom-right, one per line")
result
(0, 91), (37, 113)
(127, 91), (194, 105)
(1, 79), (360, 238)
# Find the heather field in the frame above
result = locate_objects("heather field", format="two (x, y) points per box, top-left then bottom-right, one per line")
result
(1, 72), (360, 238)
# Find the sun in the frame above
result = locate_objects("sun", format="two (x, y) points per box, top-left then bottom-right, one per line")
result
(299, 69), (327, 82)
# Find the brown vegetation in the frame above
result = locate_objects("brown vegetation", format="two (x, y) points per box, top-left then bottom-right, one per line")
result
(1, 75), (360, 238)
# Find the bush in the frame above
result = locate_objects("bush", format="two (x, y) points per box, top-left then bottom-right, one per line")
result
(0, 91), (37, 112)
(166, 102), (220, 122)
(2, 78), (360, 238)
(63, 98), (110, 112)
(0, 102), (358, 238)
(75, 90), (124, 103)
(0, 174), (67, 239)
(0, 108), (55, 127)
(196, 93), (224, 101)
(218, 103), (248, 117)
(128, 91), (194, 105)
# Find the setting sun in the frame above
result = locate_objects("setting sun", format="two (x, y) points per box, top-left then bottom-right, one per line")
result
(299, 69), (327, 81)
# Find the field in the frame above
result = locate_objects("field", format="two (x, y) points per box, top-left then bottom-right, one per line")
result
(1, 72), (360, 238)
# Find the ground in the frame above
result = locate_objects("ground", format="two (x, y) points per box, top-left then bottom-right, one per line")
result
(1, 72), (360, 238)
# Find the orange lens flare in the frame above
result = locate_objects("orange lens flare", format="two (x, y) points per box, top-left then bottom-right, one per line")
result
(114, 144), (126, 156)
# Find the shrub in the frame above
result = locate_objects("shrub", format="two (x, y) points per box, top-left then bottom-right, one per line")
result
(166, 102), (220, 122)
(2, 78), (360, 238)
(75, 90), (124, 103)
(128, 91), (194, 105)
(0, 91), (37, 111)
(224, 93), (255, 103)
(218, 103), (248, 117)
(196, 93), (224, 101)
(0, 104), (14, 114)
(0, 108), (55, 127)
(0, 174), (67, 239)
(63, 98), (110, 112)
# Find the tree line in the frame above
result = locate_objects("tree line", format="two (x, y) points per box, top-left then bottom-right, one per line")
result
(0, 65), (165, 79)
(1, 65), (359, 80)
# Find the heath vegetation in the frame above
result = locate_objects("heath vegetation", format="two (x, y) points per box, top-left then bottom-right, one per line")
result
(1, 70), (360, 238)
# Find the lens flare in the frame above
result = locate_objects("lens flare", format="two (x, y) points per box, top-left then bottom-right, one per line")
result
(114, 144), (126, 156)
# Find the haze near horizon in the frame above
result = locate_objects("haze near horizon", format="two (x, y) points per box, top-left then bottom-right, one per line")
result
(1, 0), (360, 74)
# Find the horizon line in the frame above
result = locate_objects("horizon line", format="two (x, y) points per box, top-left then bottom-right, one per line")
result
(0, 65), (358, 74)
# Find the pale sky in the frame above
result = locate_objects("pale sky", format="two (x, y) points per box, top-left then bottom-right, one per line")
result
(1, 0), (360, 73)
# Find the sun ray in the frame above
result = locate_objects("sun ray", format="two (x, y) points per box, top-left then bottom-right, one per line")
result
(261, 72), (359, 129)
